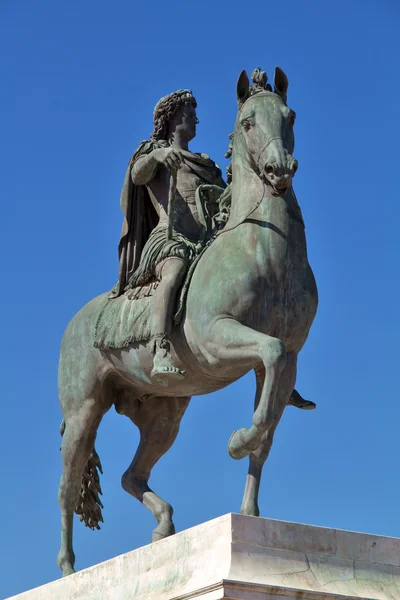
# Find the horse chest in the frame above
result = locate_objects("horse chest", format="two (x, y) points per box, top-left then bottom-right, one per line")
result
(248, 202), (317, 345)
(254, 199), (294, 280)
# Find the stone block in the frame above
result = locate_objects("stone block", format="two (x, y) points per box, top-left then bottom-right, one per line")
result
(7, 513), (400, 599)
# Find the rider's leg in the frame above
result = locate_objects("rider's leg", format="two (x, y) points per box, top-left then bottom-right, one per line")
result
(288, 389), (316, 410)
(151, 257), (187, 383)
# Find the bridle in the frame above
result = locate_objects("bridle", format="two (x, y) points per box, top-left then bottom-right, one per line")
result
(238, 93), (293, 181)
(253, 136), (283, 177)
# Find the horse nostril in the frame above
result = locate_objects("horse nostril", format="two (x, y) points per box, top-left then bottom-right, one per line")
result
(265, 165), (274, 176)
(292, 161), (298, 174)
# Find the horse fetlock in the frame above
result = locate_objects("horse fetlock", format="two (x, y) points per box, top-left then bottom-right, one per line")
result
(152, 502), (175, 542)
(152, 518), (175, 542)
(154, 501), (173, 524)
(57, 551), (76, 577)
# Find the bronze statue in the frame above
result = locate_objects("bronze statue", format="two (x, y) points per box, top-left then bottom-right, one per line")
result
(111, 89), (227, 382)
(57, 68), (318, 576)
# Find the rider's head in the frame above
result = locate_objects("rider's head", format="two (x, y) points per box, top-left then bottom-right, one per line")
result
(151, 90), (198, 143)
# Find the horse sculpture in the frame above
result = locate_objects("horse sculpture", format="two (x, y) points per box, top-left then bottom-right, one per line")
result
(57, 67), (318, 576)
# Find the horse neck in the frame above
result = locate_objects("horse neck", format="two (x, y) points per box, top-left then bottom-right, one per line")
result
(229, 162), (266, 223)
(230, 151), (293, 226)
(230, 147), (304, 228)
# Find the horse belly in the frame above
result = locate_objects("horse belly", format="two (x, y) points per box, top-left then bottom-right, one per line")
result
(105, 344), (239, 398)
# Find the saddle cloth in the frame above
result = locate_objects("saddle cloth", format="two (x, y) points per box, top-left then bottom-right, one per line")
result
(93, 232), (214, 351)
(94, 293), (152, 350)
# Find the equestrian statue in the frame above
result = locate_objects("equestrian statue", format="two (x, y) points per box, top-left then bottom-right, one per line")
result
(57, 67), (318, 576)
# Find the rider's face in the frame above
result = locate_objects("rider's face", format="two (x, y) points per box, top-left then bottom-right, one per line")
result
(173, 103), (199, 141)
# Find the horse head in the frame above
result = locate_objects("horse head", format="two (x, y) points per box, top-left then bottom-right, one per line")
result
(234, 67), (298, 196)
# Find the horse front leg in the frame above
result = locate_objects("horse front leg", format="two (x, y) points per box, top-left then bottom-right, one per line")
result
(203, 318), (286, 460)
(241, 353), (297, 516)
(240, 366), (264, 516)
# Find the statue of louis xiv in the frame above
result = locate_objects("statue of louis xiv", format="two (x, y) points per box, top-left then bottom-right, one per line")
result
(111, 90), (228, 383)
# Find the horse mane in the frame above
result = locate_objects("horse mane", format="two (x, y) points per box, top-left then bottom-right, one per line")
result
(225, 132), (234, 183)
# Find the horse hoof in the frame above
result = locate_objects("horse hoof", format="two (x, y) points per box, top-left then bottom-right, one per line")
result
(152, 521), (175, 542)
(240, 504), (260, 517)
(62, 565), (76, 577)
(228, 429), (253, 460)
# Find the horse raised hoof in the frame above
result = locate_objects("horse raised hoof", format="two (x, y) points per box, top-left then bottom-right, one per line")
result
(228, 428), (260, 460)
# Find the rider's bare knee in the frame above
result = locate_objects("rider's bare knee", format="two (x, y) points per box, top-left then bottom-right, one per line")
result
(159, 258), (187, 284)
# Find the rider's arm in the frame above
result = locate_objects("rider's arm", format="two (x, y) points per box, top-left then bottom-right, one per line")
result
(131, 153), (159, 185)
(131, 147), (183, 185)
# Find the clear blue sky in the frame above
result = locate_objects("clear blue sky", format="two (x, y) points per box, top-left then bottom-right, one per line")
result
(1, 0), (399, 597)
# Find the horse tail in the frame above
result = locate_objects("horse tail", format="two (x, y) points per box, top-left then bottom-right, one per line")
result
(75, 447), (104, 530)
(60, 419), (104, 530)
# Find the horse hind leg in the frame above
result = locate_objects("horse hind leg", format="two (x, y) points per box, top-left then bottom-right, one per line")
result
(241, 353), (298, 516)
(57, 398), (107, 576)
(119, 395), (190, 542)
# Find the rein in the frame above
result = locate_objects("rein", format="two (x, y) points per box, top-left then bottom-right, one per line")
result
(253, 136), (282, 175)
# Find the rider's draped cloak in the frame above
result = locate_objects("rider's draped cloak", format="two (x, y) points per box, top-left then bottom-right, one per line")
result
(111, 140), (226, 298)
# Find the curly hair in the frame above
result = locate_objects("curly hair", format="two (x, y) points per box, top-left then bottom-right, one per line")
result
(151, 89), (197, 141)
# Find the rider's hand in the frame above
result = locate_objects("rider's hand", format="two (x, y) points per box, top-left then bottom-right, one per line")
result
(153, 148), (183, 172)
(199, 184), (223, 203)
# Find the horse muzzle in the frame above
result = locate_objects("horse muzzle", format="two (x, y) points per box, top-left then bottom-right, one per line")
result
(257, 140), (298, 195)
(263, 161), (298, 194)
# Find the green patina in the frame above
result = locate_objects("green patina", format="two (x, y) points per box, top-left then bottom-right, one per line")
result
(57, 68), (318, 577)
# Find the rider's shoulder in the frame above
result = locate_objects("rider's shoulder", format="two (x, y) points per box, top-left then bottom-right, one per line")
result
(193, 152), (213, 162)
(192, 152), (219, 168)
(130, 139), (169, 166)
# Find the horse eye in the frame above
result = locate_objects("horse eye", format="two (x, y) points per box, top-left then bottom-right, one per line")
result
(242, 120), (251, 131)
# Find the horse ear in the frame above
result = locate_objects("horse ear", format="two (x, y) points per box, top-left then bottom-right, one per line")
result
(274, 67), (289, 102)
(237, 70), (250, 105)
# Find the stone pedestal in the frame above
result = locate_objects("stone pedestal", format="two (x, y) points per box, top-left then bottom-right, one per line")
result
(7, 513), (400, 599)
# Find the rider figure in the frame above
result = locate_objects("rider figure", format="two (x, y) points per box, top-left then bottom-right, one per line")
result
(112, 90), (226, 383)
